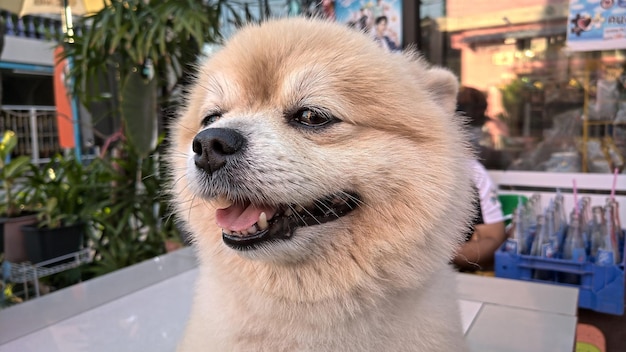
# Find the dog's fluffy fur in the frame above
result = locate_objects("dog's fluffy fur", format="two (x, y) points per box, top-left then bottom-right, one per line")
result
(169, 18), (474, 351)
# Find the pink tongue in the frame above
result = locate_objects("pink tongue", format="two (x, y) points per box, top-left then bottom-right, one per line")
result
(216, 203), (275, 232)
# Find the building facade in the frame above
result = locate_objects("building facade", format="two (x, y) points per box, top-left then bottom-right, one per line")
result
(432, 0), (625, 175)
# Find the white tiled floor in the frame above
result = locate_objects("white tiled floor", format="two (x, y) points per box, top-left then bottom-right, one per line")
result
(1, 269), (196, 352)
(0, 267), (483, 352)
(0, 248), (199, 351)
(0, 247), (577, 352)
(458, 299), (483, 334)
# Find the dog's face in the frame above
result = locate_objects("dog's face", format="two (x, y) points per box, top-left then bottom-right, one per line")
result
(169, 18), (473, 301)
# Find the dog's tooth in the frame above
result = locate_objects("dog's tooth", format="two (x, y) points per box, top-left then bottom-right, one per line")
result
(241, 230), (249, 236)
(284, 208), (293, 216)
(247, 225), (257, 234)
(258, 212), (268, 230)
(223, 229), (232, 235)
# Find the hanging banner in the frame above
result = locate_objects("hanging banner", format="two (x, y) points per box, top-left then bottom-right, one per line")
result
(334, 0), (403, 52)
(53, 45), (75, 149)
(566, 0), (626, 51)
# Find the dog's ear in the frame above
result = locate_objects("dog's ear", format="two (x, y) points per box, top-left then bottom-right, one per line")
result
(402, 50), (459, 114)
(422, 67), (459, 114)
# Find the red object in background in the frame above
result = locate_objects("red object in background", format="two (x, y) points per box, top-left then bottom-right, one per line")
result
(53, 45), (75, 149)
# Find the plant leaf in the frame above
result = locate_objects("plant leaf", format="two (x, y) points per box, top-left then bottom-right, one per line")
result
(2, 156), (31, 179)
(120, 69), (158, 158)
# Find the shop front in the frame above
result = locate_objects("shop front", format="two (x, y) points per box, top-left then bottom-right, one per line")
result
(422, 0), (626, 220)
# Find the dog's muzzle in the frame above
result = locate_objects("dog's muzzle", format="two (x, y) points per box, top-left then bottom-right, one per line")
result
(190, 127), (362, 251)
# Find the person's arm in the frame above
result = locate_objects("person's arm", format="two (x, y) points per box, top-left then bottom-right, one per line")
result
(453, 221), (505, 270)
(454, 160), (506, 270)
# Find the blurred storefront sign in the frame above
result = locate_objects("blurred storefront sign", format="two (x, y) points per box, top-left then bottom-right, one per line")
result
(566, 0), (626, 51)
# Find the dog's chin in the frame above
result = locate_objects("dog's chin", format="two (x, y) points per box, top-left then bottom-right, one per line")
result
(217, 191), (362, 254)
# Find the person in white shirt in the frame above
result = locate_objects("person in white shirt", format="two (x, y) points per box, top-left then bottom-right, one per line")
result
(453, 160), (506, 271)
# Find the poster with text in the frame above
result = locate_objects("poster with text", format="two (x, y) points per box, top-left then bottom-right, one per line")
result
(566, 0), (626, 51)
(334, 0), (403, 52)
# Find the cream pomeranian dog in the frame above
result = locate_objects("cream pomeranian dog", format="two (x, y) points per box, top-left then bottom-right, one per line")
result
(169, 17), (474, 352)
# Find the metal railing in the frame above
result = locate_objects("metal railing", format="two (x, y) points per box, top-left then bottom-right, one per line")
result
(1, 10), (66, 41)
(0, 105), (62, 163)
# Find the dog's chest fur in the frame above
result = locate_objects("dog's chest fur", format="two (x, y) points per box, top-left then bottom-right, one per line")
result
(179, 264), (467, 352)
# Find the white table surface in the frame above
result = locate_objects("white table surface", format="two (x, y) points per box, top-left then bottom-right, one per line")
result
(0, 247), (579, 352)
(456, 273), (578, 352)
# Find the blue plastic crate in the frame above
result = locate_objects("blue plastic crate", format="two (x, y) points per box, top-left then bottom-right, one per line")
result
(495, 232), (625, 316)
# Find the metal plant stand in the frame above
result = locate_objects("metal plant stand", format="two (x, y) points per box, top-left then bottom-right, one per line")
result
(3, 249), (92, 299)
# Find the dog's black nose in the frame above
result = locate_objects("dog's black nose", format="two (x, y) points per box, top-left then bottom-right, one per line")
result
(192, 128), (246, 174)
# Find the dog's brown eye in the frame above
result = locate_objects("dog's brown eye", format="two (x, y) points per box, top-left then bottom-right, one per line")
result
(293, 109), (332, 127)
(201, 113), (222, 127)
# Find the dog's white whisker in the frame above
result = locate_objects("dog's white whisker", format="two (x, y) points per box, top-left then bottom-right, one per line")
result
(186, 194), (197, 224)
(314, 199), (340, 219)
(287, 204), (307, 226)
(340, 191), (364, 208)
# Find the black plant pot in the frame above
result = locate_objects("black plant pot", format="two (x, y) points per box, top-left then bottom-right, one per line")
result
(21, 223), (85, 265)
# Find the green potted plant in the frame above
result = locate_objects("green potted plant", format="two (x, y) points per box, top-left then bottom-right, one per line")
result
(63, 0), (223, 158)
(55, 0), (223, 269)
(0, 130), (38, 262)
(20, 155), (108, 264)
(85, 141), (185, 276)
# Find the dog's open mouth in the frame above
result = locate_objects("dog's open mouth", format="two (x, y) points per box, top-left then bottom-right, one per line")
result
(217, 192), (361, 250)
